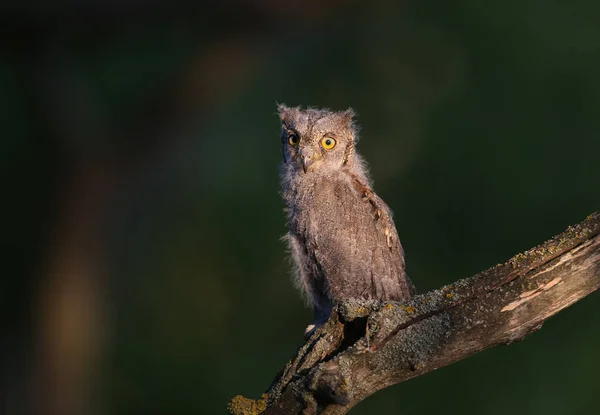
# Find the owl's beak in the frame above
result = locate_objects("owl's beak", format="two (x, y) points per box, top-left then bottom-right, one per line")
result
(300, 148), (317, 173)
(302, 156), (313, 173)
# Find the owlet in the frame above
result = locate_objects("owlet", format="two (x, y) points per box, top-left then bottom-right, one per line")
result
(278, 105), (415, 336)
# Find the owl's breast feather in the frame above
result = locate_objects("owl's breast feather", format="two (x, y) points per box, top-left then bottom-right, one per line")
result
(288, 171), (355, 224)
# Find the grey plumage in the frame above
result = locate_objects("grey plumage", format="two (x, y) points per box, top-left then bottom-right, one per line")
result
(278, 105), (415, 334)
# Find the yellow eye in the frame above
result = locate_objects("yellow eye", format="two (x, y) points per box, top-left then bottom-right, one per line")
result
(288, 133), (299, 146)
(321, 137), (336, 150)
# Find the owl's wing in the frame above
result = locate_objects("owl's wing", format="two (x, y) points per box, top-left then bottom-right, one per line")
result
(370, 194), (415, 299)
(345, 173), (415, 300)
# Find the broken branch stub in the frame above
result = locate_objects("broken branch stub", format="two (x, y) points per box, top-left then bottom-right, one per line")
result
(228, 212), (600, 415)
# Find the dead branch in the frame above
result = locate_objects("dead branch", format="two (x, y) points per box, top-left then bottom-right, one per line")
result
(229, 212), (600, 415)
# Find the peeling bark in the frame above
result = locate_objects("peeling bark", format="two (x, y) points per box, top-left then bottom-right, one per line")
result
(228, 212), (600, 415)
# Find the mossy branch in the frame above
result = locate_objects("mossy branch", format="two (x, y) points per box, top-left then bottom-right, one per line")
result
(228, 212), (600, 415)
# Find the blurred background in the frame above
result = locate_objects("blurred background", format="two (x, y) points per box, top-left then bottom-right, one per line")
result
(2, 1), (600, 414)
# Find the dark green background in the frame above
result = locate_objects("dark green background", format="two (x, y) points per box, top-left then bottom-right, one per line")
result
(3, 1), (599, 414)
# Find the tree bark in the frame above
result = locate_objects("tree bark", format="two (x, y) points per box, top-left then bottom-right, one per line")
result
(228, 212), (600, 415)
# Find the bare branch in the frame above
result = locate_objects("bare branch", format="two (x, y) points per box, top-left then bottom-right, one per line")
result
(229, 212), (600, 415)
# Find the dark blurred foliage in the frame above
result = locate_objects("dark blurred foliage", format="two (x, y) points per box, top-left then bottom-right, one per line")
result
(2, 1), (600, 414)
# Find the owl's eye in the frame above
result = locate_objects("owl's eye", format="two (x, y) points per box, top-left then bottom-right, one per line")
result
(321, 137), (336, 150)
(288, 133), (299, 146)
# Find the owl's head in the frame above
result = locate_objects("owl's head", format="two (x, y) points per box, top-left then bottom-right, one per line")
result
(278, 105), (358, 174)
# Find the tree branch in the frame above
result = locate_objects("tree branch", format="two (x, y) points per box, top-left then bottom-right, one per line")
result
(229, 212), (600, 415)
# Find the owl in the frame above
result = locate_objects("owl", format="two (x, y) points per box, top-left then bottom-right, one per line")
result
(278, 105), (415, 336)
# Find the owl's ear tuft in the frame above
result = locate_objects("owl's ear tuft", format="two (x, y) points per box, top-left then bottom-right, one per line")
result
(276, 103), (295, 124)
(340, 108), (358, 138)
(341, 108), (356, 122)
(340, 108), (357, 129)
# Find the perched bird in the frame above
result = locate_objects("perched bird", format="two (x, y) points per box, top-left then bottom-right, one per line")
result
(278, 105), (415, 336)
